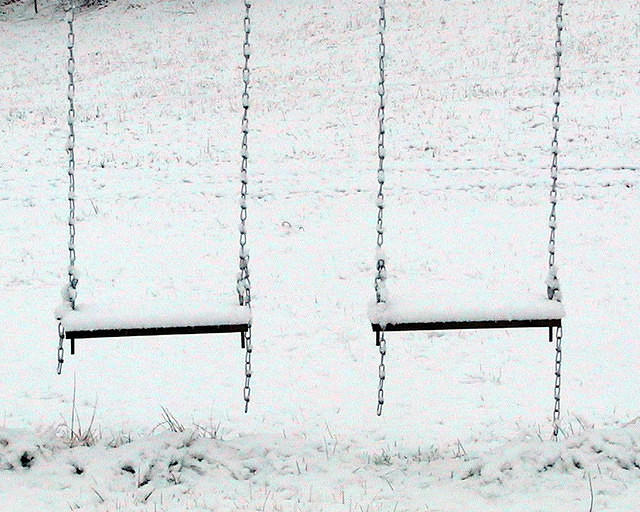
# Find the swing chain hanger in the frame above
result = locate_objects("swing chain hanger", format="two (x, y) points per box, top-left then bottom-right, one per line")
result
(374, 0), (387, 304)
(66, 0), (78, 309)
(553, 325), (563, 437)
(547, 0), (564, 302)
(238, 0), (253, 413)
(375, 0), (387, 416)
(58, 0), (78, 375)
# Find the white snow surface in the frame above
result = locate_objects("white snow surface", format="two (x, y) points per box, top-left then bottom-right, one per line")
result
(60, 299), (250, 332)
(1, 0), (639, 510)
(369, 286), (565, 326)
(3, 422), (640, 511)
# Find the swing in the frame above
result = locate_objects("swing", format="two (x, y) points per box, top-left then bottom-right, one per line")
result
(55, 1), (255, 411)
(369, 0), (567, 437)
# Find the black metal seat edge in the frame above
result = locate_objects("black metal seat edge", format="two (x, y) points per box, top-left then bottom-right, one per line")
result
(65, 323), (250, 354)
(371, 318), (562, 332)
(372, 318), (563, 346)
(66, 323), (250, 340)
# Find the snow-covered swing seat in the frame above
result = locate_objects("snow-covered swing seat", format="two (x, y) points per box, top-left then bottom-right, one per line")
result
(369, 0), (567, 437)
(55, 1), (256, 410)
(369, 287), (564, 340)
(60, 301), (251, 348)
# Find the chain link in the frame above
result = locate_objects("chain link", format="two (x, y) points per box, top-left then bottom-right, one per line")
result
(237, 0), (253, 413)
(546, 0), (564, 301)
(552, 325), (563, 439)
(374, 0), (388, 415)
(57, 322), (65, 374)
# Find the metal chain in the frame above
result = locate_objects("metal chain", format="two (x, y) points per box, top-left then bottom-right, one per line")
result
(237, 0), (253, 413)
(552, 325), (563, 439)
(546, 0), (564, 301)
(377, 332), (386, 415)
(375, 0), (387, 415)
(66, 0), (78, 308)
(547, 0), (565, 440)
(375, 0), (387, 304)
(59, 0), (79, 374)
(57, 322), (65, 375)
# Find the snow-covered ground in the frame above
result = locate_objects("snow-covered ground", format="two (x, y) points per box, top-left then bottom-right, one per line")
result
(1, 0), (639, 509)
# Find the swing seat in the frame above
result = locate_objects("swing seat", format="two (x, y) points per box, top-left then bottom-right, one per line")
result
(59, 299), (251, 341)
(369, 286), (564, 333)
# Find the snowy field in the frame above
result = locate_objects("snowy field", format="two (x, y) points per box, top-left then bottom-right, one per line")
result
(1, 0), (639, 509)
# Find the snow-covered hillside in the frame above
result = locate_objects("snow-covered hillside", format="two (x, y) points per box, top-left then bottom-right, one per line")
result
(1, 0), (638, 509)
